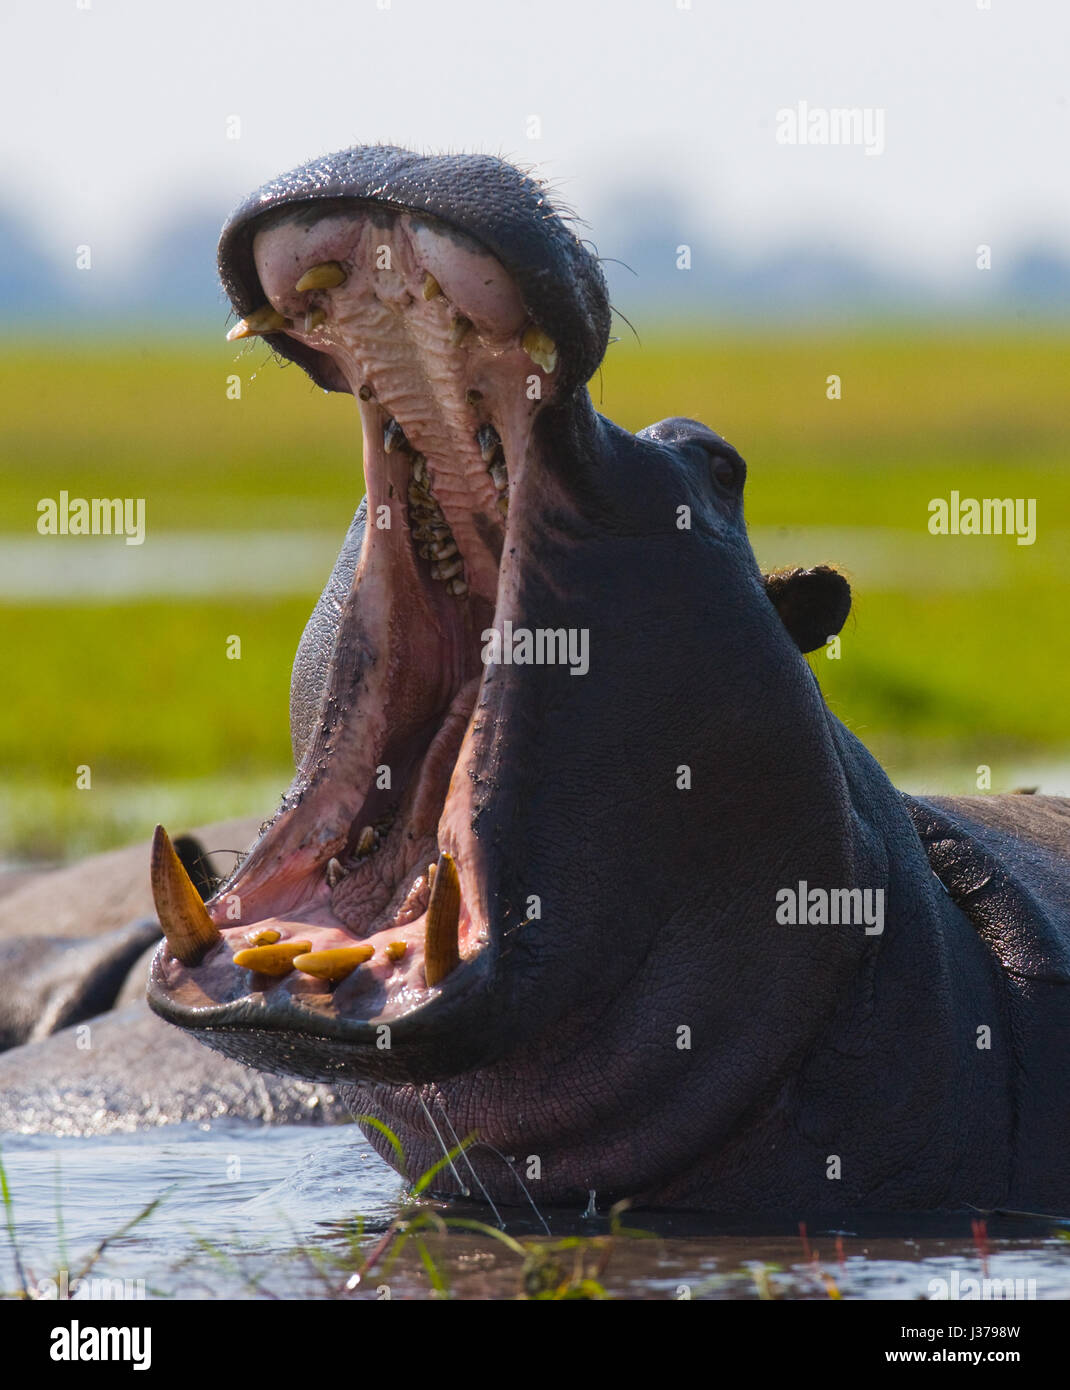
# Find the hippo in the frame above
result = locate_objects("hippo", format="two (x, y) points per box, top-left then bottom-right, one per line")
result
(0, 821), (351, 1133)
(17, 144), (1069, 1215)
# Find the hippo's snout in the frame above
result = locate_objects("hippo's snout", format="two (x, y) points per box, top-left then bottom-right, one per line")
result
(216, 145), (610, 397)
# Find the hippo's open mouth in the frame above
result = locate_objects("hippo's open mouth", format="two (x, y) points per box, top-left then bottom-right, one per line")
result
(148, 149), (611, 1082)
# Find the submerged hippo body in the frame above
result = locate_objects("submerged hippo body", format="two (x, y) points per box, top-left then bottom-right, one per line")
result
(17, 146), (1067, 1212)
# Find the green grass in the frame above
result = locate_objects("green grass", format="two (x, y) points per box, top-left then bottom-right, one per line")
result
(2, 327), (1067, 859)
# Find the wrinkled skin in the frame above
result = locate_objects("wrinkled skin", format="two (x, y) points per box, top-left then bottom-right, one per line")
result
(9, 147), (1070, 1215)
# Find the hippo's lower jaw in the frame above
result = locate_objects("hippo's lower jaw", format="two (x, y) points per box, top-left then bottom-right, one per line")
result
(148, 202), (576, 1083)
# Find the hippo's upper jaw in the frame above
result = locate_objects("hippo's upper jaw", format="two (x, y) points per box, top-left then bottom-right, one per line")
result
(149, 147), (621, 1083)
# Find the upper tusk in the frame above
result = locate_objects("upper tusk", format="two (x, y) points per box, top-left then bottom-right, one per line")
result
(295, 261), (347, 293)
(226, 305), (288, 341)
(521, 325), (558, 374)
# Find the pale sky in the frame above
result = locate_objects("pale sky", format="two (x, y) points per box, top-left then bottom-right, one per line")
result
(3, 0), (1068, 288)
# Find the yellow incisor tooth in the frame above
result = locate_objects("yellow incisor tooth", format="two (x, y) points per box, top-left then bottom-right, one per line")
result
(151, 824), (222, 965)
(521, 325), (558, 373)
(246, 928), (281, 947)
(385, 941), (408, 964)
(232, 940), (312, 976)
(226, 305), (288, 341)
(293, 946), (374, 982)
(424, 851), (461, 987)
(304, 306), (327, 333)
(295, 261), (347, 292)
(422, 271), (442, 300)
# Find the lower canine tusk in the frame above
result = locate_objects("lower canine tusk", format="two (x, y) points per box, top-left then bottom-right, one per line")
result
(424, 851), (461, 986)
(150, 824), (222, 965)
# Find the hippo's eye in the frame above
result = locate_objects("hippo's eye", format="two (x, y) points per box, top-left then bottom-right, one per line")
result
(708, 448), (745, 494)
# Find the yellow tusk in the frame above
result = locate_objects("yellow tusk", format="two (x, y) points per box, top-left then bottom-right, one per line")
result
(232, 940), (313, 976)
(295, 261), (347, 293)
(521, 325), (558, 374)
(226, 305), (288, 341)
(292, 946), (375, 982)
(150, 824), (222, 965)
(424, 851), (461, 986)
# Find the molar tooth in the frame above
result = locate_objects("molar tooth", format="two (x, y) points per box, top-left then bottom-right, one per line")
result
(384, 418), (407, 454)
(295, 261), (347, 292)
(293, 946), (374, 982)
(355, 825), (376, 856)
(432, 540), (458, 561)
(424, 852), (461, 987)
(411, 455), (427, 483)
(489, 462), (508, 492)
(326, 857), (345, 888)
(358, 384), (375, 401)
(449, 315), (473, 347)
(226, 305), (288, 341)
(304, 306), (327, 333)
(522, 325), (558, 373)
(448, 578), (469, 597)
(232, 940), (313, 976)
(418, 544), (433, 560)
(476, 424), (501, 462)
(434, 558), (464, 581)
(421, 271), (442, 300)
(497, 496), (509, 518)
(150, 824), (222, 966)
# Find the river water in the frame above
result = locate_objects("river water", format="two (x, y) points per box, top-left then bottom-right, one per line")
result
(1, 1122), (1067, 1301)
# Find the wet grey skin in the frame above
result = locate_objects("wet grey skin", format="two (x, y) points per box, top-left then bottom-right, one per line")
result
(142, 145), (1070, 1215)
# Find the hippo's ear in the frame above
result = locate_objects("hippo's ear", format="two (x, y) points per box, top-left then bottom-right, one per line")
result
(763, 565), (851, 654)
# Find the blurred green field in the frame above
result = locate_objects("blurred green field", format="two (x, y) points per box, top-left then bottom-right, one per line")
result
(2, 326), (1067, 860)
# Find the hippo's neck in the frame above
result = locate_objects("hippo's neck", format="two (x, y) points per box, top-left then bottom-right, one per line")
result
(640, 725), (1012, 1213)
